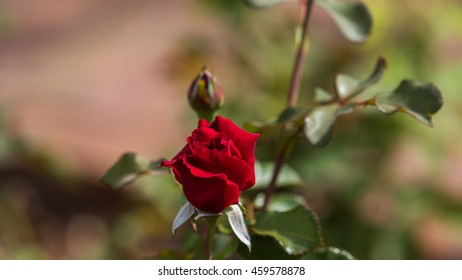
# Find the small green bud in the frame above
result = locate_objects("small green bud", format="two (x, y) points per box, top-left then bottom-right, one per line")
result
(188, 68), (224, 121)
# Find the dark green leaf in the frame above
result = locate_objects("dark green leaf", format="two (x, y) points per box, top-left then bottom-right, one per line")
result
(243, 0), (284, 9)
(317, 0), (373, 43)
(213, 234), (239, 260)
(253, 161), (303, 189)
(375, 80), (443, 126)
(277, 106), (309, 123)
(336, 57), (387, 100)
(358, 57), (387, 90)
(252, 206), (322, 255)
(100, 152), (165, 189)
(238, 235), (295, 260)
(244, 121), (280, 142)
(304, 104), (338, 147)
(301, 246), (356, 260)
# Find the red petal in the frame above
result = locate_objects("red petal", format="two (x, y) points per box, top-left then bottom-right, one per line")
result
(187, 149), (254, 190)
(170, 155), (239, 213)
(211, 116), (259, 167)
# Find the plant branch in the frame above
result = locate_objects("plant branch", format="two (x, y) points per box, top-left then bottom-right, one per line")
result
(263, 0), (314, 211)
(286, 0), (315, 108)
(262, 124), (303, 211)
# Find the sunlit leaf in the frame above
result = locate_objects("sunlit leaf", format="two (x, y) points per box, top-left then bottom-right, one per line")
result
(253, 161), (303, 189)
(336, 74), (359, 100)
(252, 206), (322, 255)
(255, 193), (308, 212)
(336, 57), (387, 100)
(225, 205), (251, 251)
(100, 152), (165, 189)
(317, 0), (373, 43)
(314, 87), (335, 103)
(243, 0), (284, 9)
(304, 104), (338, 147)
(301, 246), (356, 260)
(375, 80), (443, 126)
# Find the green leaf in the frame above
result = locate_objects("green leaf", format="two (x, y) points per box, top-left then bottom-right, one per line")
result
(336, 74), (359, 100)
(244, 120), (280, 142)
(301, 246), (356, 260)
(375, 80), (443, 126)
(277, 106), (309, 123)
(100, 152), (165, 190)
(255, 193), (308, 212)
(252, 206), (322, 255)
(317, 0), (373, 43)
(243, 0), (284, 9)
(304, 104), (338, 147)
(253, 161), (303, 189)
(314, 87), (335, 103)
(238, 235), (295, 260)
(335, 57), (387, 100)
(212, 234), (239, 260)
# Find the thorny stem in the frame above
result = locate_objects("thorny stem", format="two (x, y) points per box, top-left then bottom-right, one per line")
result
(262, 0), (314, 211)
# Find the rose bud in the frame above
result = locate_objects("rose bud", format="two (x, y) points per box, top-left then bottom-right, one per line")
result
(161, 116), (259, 213)
(188, 68), (224, 121)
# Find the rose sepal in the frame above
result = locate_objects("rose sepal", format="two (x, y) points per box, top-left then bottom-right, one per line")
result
(225, 204), (251, 252)
(171, 202), (220, 235)
(172, 202), (196, 235)
(171, 202), (251, 252)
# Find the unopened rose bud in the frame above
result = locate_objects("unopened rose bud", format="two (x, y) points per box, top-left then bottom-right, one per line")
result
(188, 68), (224, 121)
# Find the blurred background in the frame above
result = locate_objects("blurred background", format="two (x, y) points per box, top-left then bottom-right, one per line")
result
(0, 0), (461, 259)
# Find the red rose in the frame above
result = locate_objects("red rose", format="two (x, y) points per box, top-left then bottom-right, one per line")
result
(161, 116), (259, 213)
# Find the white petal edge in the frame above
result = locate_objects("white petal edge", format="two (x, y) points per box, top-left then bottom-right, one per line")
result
(226, 204), (251, 251)
(172, 202), (195, 235)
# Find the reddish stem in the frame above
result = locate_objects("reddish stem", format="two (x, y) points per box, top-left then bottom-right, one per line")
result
(262, 0), (314, 211)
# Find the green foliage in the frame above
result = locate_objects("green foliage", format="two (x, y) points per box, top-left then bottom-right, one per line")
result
(100, 0), (443, 261)
(257, 193), (307, 212)
(302, 56), (443, 147)
(238, 235), (295, 260)
(253, 161), (303, 189)
(301, 246), (356, 260)
(304, 104), (342, 147)
(251, 206), (322, 255)
(317, 0), (373, 43)
(243, 0), (284, 9)
(100, 153), (165, 189)
(334, 57), (387, 100)
(375, 80), (443, 126)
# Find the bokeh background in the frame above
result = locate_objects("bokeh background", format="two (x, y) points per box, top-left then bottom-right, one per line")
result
(0, 0), (461, 259)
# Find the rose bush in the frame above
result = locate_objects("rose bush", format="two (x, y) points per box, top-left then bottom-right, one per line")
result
(161, 116), (259, 213)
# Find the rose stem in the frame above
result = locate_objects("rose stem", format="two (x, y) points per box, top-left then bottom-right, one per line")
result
(204, 216), (218, 260)
(262, 0), (314, 211)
